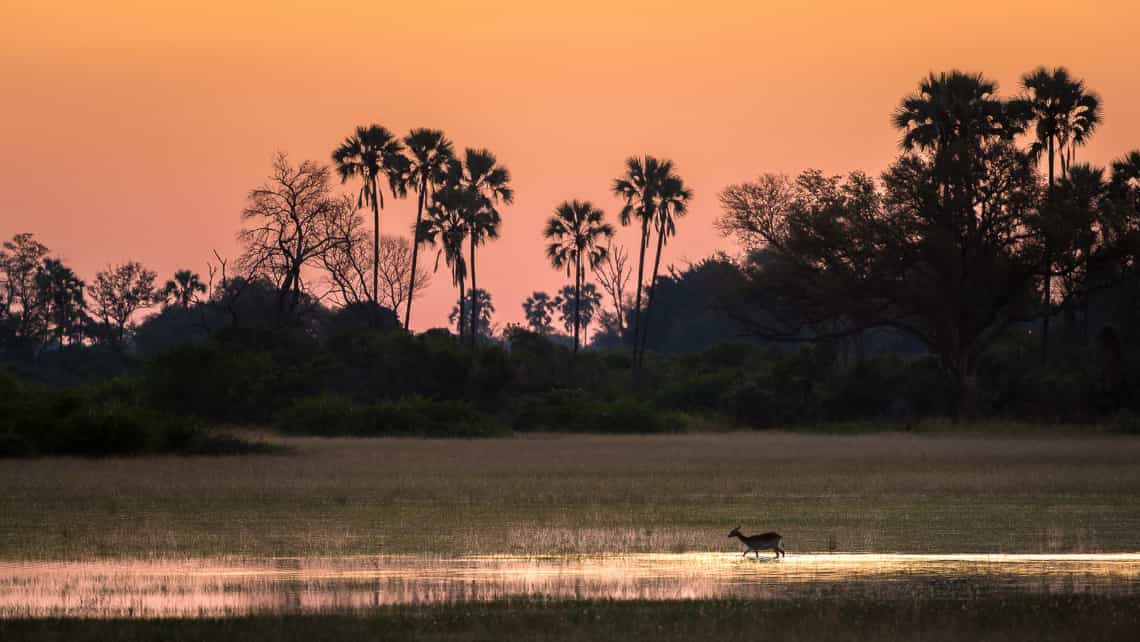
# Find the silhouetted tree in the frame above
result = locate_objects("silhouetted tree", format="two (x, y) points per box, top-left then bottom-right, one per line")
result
(238, 154), (355, 321)
(161, 270), (206, 309)
(522, 291), (556, 335)
(449, 288), (493, 339)
(332, 125), (408, 306)
(419, 190), (469, 340)
(554, 283), (602, 340)
(375, 235), (431, 313)
(719, 71), (1041, 418)
(613, 156), (672, 369)
(403, 128), (454, 330)
(34, 258), (88, 350)
(639, 170), (691, 365)
(0, 233), (50, 347)
(1016, 67), (1101, 362)
(437, 149), (512, 347)
(592, 242), (631, 336)
(544, 200), (613, 354)
(91, 261), (158, 347)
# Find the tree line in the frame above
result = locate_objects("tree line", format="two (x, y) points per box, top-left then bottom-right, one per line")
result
(715, 67), (1140, 416)
(4, 65), (1140, 425)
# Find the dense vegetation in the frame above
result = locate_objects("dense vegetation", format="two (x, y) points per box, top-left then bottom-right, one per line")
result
(3, 65), (1140, 452)
(0, 373), (269, 457)
(6, 595), (1140, 642)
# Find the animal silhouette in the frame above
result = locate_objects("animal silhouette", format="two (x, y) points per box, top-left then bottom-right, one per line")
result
(728, 526), (785, 559)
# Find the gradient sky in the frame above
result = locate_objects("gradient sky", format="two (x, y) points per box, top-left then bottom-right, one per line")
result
(2, 2), (1139, 332)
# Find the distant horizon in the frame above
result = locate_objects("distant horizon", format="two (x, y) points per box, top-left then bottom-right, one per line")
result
(3, 1), (1139, 332)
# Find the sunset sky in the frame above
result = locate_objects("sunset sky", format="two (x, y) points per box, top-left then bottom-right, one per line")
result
(2, 1), (1139, 332)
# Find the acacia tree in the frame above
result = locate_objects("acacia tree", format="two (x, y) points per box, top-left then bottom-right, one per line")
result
(0, 233), (50, 345)
(592, 242), (631, 336)
(718, 71), (1041, 418)
(91, 261), (158, 347)
(403, 128), (454, 330)
(239, 153), (354, 321)
(375, 236), (431, 313)
(331, 125), (408, 306)
(543, 200), (613, 354)
(34, 258), (88, 349)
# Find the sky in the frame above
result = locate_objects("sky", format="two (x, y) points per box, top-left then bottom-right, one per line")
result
(2, 1), (1139, 333)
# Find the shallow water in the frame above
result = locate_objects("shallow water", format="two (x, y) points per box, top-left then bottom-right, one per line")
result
(3, 553), (1139, 618)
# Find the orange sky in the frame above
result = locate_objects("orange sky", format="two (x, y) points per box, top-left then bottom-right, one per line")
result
(2, 1), (1139, 332)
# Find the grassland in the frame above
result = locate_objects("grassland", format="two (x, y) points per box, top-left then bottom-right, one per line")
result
(5, 595), (1140, 641)
(3, 431), (1140, 559)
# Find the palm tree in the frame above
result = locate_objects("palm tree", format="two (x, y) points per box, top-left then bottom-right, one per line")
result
(1110, 151), (1140, 209)
(402, 128), (454, 331)
(1055, 164), (1109, 341)
(612, 156), (671, 366)
(1019, 67), (1102, 363)
(638, 173), (692, 365)
(331, 125), (408, 310)
(418, 189), (468, 341)
(442, 149), (513, 348)
(544, 200), (614, 354)
(161, 269), (206, 308)
(893, 71), (1015, 159)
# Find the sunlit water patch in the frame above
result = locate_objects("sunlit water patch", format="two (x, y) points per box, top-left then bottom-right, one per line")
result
(3, 553), (1139, 618)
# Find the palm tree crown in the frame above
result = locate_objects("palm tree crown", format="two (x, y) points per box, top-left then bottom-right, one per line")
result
(1018, 67), (1101, 179)
(893, 70), (1022, 164)
(544, 200), (614, 353)
(402, 128), (455, 330)
(332, 125), (408, 210)
(544, 200), (613, 275)
(437, 148), (513, 346)
(331, 124), (409, 310)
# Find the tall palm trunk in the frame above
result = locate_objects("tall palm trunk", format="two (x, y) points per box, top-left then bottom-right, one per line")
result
(630, 216), (650, 368)
(404, 177), (427, 331)
(457, 279), (466, 342)
(638, 224), (667, 367)
(1042, 135), (1055, 365)
(371, 179), (380, 310)
(469, 237), (478, 348)
(573, 257), (582, 356)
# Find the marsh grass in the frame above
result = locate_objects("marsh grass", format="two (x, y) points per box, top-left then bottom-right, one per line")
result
(4, 594), (1140, 641)
(3, 432), (1140, 558)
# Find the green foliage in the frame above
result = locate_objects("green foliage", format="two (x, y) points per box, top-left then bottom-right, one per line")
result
(512, 390), (685, 434)
(275, 395), (506, 438)
(0, 373), (267, 457)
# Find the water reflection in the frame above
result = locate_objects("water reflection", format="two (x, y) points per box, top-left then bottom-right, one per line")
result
(2, 553), (1139, 618)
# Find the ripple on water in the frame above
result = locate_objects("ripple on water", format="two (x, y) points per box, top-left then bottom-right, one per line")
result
(2, 553), (1139, 618)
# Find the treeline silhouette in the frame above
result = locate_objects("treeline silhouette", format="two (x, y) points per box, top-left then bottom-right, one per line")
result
(3, 66), (1140, 454)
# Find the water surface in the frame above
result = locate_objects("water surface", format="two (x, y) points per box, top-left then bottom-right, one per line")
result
(3, 553), (1138, 618)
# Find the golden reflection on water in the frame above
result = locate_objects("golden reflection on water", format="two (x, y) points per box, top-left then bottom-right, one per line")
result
(2, 553), (1139, 618)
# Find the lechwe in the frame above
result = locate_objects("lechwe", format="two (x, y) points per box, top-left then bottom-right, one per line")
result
(728, 526), (785, 559)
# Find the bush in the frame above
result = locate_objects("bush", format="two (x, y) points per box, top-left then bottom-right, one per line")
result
(275, 396), (506, 438)
(0, 377), (269, 457)
(511, 391), (685, 434)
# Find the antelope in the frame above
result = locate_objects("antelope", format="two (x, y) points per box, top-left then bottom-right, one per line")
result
(728, 526), (785, 559)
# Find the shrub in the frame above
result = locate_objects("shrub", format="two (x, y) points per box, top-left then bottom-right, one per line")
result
(0, 377), (268, 457)
(275, 396), (506, 438)
(511, 391), (684, 434)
